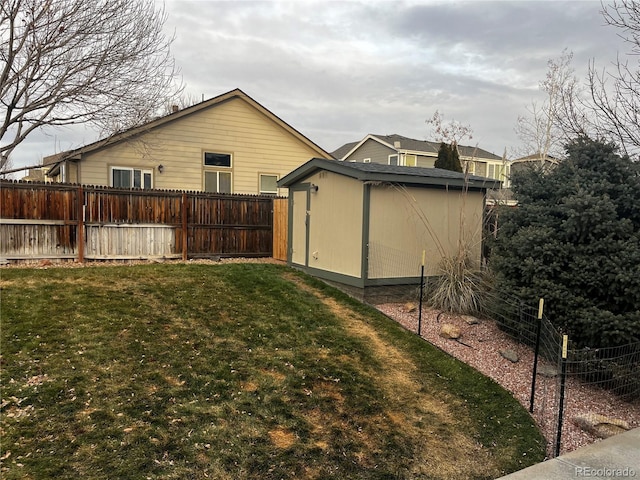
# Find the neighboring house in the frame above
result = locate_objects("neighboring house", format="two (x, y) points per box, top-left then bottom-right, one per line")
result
(45, 89), (333, 196)
(488, 153), (560, 207)
(331, 133), (510, 187)
(21, 167), (52, 183)
(510, 153), (559, 176)
(278, 158), (500, 300)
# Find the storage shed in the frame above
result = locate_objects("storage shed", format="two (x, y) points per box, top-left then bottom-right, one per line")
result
(277, 158), (501, 300)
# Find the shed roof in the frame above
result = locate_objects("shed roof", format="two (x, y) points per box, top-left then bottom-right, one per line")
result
(278, 158), (501, 190)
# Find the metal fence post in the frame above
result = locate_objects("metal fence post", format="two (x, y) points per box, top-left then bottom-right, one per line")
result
(529, 298), (544, 412)
(418, 251), (425, 336)
(77, 185), (85, 263)
(555, 334), (569, 457)
(181, 192), (188, 261)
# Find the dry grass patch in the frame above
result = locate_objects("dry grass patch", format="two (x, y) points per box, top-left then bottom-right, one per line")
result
(285, 273), (504, 479)
(268, 428), (296, 449)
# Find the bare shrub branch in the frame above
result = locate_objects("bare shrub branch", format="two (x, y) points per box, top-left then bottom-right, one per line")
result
(0, 0), (182, 169)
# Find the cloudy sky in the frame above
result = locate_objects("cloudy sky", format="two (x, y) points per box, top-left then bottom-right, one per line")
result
(8, 0), (631, 171)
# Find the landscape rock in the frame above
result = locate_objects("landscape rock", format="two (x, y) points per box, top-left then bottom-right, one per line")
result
(500, 349), (519, 363)
(462, 315), (480, 325)
(439, 324), (461, 340)
(403, 302), (417, 313)
(537, 364), (558, 378)
(573, 413), (630, 439)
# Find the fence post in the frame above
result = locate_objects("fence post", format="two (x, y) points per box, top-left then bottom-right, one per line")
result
(418, 250), (425, 336)
(529, 298), (544, 412)
(555, 334), (569, 457)
(181, 192), (188, 261)
(77, 185), (85, 263)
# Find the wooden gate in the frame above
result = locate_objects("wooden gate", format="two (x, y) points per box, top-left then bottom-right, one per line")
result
(272, 198), (288, 261)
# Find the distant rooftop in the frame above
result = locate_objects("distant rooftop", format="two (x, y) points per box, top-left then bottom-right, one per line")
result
(331, 133), (502, 161)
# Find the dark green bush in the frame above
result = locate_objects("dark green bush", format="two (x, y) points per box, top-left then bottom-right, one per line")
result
(490, 138), (640, 349)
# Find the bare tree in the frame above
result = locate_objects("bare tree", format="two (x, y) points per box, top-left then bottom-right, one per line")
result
(550, 2), (640, 157)
(0, 0), (182, 171)
(515, 50), (577, 161)
(587, 0), (640, 157)
(426, 110), (473, 147)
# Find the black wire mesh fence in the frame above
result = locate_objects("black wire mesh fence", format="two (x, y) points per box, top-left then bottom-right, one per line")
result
(370, 267), (639, 456)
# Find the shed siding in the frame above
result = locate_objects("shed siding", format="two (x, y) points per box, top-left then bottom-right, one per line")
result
(78, 97), (322, 195)
(368, 185), (484, 279)
(306, 171), (363, 278)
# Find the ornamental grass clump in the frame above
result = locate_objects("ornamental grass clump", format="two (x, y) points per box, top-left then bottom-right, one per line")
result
(428, 249), (487, 315)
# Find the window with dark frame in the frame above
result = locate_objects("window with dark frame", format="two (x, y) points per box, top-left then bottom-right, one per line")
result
(204, 152), (232, 167)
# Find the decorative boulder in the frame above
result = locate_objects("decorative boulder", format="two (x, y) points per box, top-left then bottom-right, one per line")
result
(439, 324), (461, 340)
(573, 413), (630, 439)
(500, 349), (519, 363)
(404, 303), (417, 313)
(462, 315), (479, 325)
(537, 364), (558, 378)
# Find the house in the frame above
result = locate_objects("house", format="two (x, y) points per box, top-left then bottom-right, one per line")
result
(332, 133), (510, 187)
(487, 153), (560, 207)
(510, 153), (559, 176)
(20, 166), (52, 183)
(278, 158), (500, 300)
(45, 89), (333, 196)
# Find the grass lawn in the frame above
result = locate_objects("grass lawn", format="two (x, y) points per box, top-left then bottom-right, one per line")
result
(0, 263), (545, 479)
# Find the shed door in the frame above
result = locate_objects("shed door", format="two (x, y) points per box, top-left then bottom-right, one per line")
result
(291, 189), (309, 266)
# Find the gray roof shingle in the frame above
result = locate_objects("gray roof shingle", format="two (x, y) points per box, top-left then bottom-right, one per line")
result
(279, 157), (501, 190)
(331, 133), (502, 160)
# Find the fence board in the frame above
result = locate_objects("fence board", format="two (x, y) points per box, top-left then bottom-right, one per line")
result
(273, 198), (288, 261)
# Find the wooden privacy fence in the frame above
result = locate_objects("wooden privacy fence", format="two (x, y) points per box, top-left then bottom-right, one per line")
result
(0, 181), (289, 262)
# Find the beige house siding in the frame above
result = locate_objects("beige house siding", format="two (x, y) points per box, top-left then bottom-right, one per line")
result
(74, 96), (324, 195)
(368, 185), (484, 279)
(305, 171), (363, 278)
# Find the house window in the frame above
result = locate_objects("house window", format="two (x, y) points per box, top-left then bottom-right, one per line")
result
(203, 151), (232, 193)
(363, 158), (371, 163)
(204, 171), (232, 193)
(465, 161), (476, 175)
(405, 154), (417, 167)
(111, 167), (152, 189)
(259, 174), (278, 195)
(388, 154), (398, 166)
(204, 152), (232, 167)
(487, 163), (511, 186)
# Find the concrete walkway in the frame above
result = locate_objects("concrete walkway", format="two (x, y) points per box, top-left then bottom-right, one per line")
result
(497, 427), (639, 479)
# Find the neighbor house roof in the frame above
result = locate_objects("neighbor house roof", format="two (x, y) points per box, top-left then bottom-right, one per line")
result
(47, 88), (334, 175)
(512, 152), (561, 164)
(278, 157), (502, 190)
(332, 133), (502, 161)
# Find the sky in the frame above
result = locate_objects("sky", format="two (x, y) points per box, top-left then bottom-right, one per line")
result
(5, 0), (631, 173)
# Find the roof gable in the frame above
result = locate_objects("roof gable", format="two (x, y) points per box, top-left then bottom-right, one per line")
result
(47, 89), (332, 167)
(334, 133), (502, 161)
(279, 157), (501, 190)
